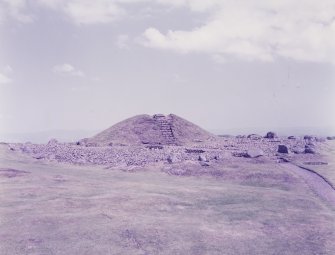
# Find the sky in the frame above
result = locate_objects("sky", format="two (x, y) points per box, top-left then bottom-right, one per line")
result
(0, 0), (335, 142)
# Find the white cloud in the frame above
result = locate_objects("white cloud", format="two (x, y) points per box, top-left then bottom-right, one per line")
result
(3, 65), (13, 74)
(116, 34), (130, 49)
(0, 0), (33, 23)
(141, 0), (335, 63)
(35, 0), (125, 25)
(35, 0), (65, 9)
(65, 0), (124, 25)
(52, 63), (85, 77)
(0, 72), (11, 84)
(34, 0), (217, 25)
(2, 0), (335, 63)
(1, 0), (124, 25)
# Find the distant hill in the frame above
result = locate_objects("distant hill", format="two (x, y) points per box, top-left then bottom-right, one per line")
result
(0, 130), (97, 144)
(80, 114), (217, 146)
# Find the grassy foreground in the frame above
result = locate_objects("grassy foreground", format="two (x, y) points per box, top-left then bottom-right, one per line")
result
(0, 144), (334, 255)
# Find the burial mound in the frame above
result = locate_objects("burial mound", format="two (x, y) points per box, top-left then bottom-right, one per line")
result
(80, 114), (216, 146)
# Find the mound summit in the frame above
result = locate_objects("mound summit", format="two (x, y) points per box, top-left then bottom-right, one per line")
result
(81, 114), (216, 146)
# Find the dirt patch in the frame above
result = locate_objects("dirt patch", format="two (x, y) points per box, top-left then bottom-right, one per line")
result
(0, 168), (30, 178)
(304, 162), (328, 165)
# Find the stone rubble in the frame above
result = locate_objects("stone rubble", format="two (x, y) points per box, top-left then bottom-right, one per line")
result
(7, 134), (328, 168)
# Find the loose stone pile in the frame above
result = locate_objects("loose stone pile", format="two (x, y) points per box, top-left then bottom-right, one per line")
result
(8, 134), (328, 168)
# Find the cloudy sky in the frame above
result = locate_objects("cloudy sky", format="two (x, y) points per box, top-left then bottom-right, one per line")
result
(0, 0), (335, 141)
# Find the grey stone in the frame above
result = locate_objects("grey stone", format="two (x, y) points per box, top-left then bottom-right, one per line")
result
(167, 155), (178, 164)
(236, 135), (246, 138)
(198, 155), (208, 162)
(315, 137), (326, 142)
(185, 149), (205, 153)
(265, 132), (277, 139)
(304, 135), (315, 141)
(199, 161), (210, 167)
(291, 146), (304, 154)
(304, 145), (316, 154)
(246, 148), (264, 158)
(232, 151), (248, 157)
(277, 145), (289, 153)
(47, 139), (58, 145)
(247, 134), (262, 140)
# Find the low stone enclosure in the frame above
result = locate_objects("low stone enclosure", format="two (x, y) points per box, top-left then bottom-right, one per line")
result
(8, 134), (328, 168)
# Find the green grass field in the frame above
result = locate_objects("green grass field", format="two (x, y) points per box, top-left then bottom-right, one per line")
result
(1, 144), (334, 255)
